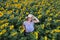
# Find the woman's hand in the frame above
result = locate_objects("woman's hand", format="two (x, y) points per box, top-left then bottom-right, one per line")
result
(32, 15), (40, 23)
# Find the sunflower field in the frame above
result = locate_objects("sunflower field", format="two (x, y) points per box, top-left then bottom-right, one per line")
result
(0, 0), (60, 40)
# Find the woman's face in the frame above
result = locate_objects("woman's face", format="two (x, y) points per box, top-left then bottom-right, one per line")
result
(27, 17), (32, 21)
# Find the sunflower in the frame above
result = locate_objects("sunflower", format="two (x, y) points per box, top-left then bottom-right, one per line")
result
(10, 25), (14, 30)
(0, 12), (3, 17)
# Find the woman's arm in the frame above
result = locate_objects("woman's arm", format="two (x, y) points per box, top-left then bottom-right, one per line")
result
(32, 15), (40, 23)
(22, 25), (26, 31)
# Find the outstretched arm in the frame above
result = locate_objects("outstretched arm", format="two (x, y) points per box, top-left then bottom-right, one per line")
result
(32, 15), (40, 23)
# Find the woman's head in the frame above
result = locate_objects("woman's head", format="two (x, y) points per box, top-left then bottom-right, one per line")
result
(26, 14), (33, 22)
(27, 17), (32, 21)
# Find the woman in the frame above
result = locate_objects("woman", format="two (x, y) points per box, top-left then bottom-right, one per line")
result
(23, 14), (39, 36)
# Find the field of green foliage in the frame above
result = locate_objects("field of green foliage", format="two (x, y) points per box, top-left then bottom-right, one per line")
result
(0, 0), (60, 40)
